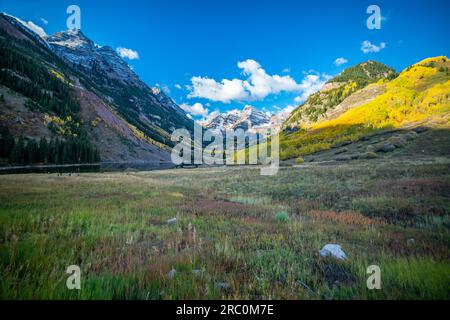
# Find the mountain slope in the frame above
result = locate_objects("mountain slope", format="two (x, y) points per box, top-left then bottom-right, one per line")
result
(47, 29), (193, 147)
(280, 56), (450, 160)
(0, 13), (192, 164)
(285, 60), (397, 129)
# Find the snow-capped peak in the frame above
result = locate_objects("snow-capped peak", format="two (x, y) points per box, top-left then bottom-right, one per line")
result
(203, 105), (272, 131)
(47, 29), (93, 50)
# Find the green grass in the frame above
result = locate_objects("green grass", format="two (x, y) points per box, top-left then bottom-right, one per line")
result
(0, 157), (449, 299)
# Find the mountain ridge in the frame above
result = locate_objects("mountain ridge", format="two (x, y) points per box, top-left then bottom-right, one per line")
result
(0, 13), (193, 165)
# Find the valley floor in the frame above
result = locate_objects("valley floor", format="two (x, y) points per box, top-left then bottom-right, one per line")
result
(1, 152), (449, 300)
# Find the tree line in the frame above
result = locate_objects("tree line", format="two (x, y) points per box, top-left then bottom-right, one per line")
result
(0, 127), (100, 166)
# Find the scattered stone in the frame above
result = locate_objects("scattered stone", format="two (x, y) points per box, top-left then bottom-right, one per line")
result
(167, 268), (177, 279)
(360, 136), (370, 142)
(407, 238), (416, 245)
(320, 244), (347, 260)
(167, 217), (177, 224)
(215, 282), (231, 292)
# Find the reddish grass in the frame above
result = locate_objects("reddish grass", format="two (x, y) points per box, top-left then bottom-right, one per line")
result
(305, 210), (387, 227)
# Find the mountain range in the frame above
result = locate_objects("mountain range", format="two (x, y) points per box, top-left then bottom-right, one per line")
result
(201, 105), (272, 131)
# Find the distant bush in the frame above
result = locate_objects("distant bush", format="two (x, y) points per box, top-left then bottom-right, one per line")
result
(275, 211), (289, 223)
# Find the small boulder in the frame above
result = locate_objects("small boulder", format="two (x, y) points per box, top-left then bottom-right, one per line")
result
(167, 217), (177, 224)
(320, 244), (347, 260)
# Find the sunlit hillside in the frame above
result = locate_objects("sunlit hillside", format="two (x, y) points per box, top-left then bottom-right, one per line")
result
(280, 56), (450, 160)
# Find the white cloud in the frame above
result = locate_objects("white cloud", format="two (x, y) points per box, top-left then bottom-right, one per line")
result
(239, 59), (301, 100)
(294, 72), (332, 103)
(361, 40), (386, 53)
(40, 18), (48, 25)
(282, 68), (291, 73)
(174, 84), (182, 90)
(204, 110), (220, 121)
(188, 59), (314, 103)
(188, 77), (248, 103)
(116, 47), (140, 60)
(334, 57), (348, 66)
(11, 15), (47, 38)
(180, 102), (209, 117)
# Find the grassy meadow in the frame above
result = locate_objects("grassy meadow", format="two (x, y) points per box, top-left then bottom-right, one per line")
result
(1, 147), (449, 299)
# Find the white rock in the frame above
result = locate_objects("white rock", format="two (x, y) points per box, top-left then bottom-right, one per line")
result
(167, 217), (177, 224)
(167, 268), (177, 279)
(320, 244), (347, 260)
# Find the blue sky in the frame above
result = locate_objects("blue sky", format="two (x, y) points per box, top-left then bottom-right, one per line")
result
(1, 0), (449, 120)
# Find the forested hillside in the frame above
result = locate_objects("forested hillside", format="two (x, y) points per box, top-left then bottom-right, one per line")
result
(0, 26), (99, 165)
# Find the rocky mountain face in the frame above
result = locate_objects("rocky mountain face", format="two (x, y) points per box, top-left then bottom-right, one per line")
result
(46, 29), (193, 147)
(203, 105), (272, 132)
(0, 13), (193, 164)
(47, 30), (142, 88)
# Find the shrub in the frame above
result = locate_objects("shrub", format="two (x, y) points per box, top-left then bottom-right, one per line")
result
(275, 211), (289, 223)
(363, 151), (378, 159)
(295, 157), (305, 164)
